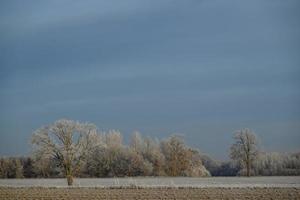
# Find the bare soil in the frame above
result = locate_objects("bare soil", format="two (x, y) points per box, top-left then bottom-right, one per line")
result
(1, 187), (300, 200)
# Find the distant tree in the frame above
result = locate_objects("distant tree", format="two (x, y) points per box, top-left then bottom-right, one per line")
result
(161, 135), (188, 176)
(102, 130), (130, 176)
(199, 153), (221, 176)
(161, 135), (192, 176)
(230, 128), (259, 177)
(105, 130), (123, 149)
(0, 158), (10, 178)
(0, 158), (24, 178)
(184, 149), (210, 177)
(81, 133), (104, 177)
(130, 131), (144, 153)
(217, 161), (240, 176)
(87, 130), (132, 177)
(21, 157), (35, 178)
(31, 119), (97, 185)
(128, 132), (153, 176)
(142, 137), (166, 176)
(253, 152), (300, 176)
(6, 158), (17, 178)
(14, 158), (24, 178)
(32, 148), (62, 178)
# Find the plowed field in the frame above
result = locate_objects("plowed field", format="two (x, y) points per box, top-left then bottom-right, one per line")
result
(1, 187), (300, 200)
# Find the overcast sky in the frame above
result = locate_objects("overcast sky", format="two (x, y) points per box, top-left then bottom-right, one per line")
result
(0, 0), (299, 159)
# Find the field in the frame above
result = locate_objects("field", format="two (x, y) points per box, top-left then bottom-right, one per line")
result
(1, 187), (300, 200)
(1, 177), (300, 200)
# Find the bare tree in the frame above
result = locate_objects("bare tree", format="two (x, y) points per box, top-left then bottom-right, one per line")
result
(253, 152), (300, 176)
(143, 137), (166, 176)
(31, 119), (97, 185)
(91, 130), (129, 177)
(230, 128), (259, 177)
(130, 131), (144, 153)
(0, 158), (24, 178)
(161, 135), (190, 176)
(14, 159), (24, 178)
(185, 149), (211, 177)
(104, 130), (123, 149)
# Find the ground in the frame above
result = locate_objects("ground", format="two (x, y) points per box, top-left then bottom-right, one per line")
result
(1, 177), (300, 199)
(1, 187), (300, 200)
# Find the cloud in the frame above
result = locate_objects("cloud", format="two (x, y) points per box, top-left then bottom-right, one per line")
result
(0, 0), (299, 157)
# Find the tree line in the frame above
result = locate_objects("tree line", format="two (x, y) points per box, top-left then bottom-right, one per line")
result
(0, 119), (299, 185)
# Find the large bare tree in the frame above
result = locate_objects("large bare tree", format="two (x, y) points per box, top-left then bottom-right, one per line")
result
(230, 128), (259, 177)
(31, 119), (98, 185)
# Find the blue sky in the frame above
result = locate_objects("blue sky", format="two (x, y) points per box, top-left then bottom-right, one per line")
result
(0, 0), (299, 159)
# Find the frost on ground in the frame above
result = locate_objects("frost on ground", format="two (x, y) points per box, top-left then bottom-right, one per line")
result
(0, 177), (300, 188)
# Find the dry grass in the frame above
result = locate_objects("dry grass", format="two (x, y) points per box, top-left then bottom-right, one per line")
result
(1, 187), (300, 200)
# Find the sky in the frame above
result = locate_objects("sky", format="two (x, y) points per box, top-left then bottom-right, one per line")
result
(0, 0), (299, 159)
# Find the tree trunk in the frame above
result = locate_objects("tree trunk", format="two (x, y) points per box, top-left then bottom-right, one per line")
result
(67, 175), (73, 186)
(65, 160), (73, 186)
(246, 161), (250, 177)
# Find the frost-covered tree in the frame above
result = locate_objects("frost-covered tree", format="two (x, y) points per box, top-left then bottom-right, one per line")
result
(0, 158), (10, 178)
(128, 132), (149, 175)
(21, 157), (35, 178)
(161, 135), (183, 176)
(86, 130), (132, 177)
(230, 128), (259, 177)
(0, 158), (24, 178)
(130, 131), (144, 153)
(253, 152), (300, 176)
(161, 135), (192, 176)
(160, 135), (210, 177)
(185, 149), (210, 177)
(143, 137), (166, 176)
(31, 119), (98, 185)
(14, 159), (24, 178)
(104, 130), (123, 149)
